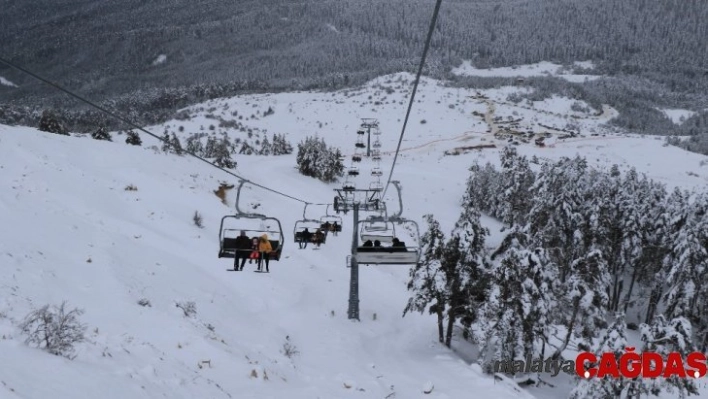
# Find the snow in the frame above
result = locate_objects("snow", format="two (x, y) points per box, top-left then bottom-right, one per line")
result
(325, 23), (339, 33)
(2, 70), (708, 399)
(451, 60), (602, 83)
(0, 75), (18, 87)
(659, 108), (696, 125)
(152, 54), (167, 66)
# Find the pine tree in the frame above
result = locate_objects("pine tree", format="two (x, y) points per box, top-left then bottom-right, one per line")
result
(272, 133), (293, 155)
(479, 228), (557, 377)
(446, 204), (490, 347)
(185, 133), (205, 155)
(639, 315), (700, 397)
(214, 137), (236, 169)
(569, 314), (632, 399)
(161, 131), (171, 153)
(38, 109), (68, 135)
(125, 130), (142, 146)
(259, 135), (272, 155)
(169, 133), (184, 155)
(404, 214), (448, 344)
(295, 136), (343, 182)
(203, 136), (218, 158)
(497, 146), (535, 228)
(91, 126), (112, 141)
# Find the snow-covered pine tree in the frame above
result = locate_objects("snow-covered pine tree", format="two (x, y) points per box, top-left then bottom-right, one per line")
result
(552, 249), (611, 359)
(125, 130), (142, 146)
(569, 314), (633, 399)
(239, 141), (256, 155)
(479, 227), (557, 380)
(271, 133), (293, 155)
(638, 315), (700, 398)
(464, 162), (501, 216)
(497, 146), (535, 228)
(213, 137), (236, 169)
(161, 131), (171, 153)
(527, 156), (589, 282)
(296, 136), (343, 182)
(404, 214), (448, 344)
(448, 203), (491, 347)
(662, 192), (708, 345)
(203, 136), (218, 158)
(91, 126), (112, 141)
(38, 109), (68, 135)
(169, 133), (184, 155)
(259, 135), (272, 155)
(320, 147), (344, 182)
(185, 133), (205, 156)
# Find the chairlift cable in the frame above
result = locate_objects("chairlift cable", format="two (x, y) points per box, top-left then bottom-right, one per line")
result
(0, 56), (330, 206)
(381, 0), (443, 200)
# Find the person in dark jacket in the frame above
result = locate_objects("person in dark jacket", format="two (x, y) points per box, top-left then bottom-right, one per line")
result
(299, 228), (312, 249)
(332, 221), (339, 236)
(233, 231), (253, 271)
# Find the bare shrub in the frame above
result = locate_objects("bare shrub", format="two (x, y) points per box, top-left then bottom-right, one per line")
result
(281, 335), (299, 358)
(176, 301), (196, 317)
(19, 301), (87, 359)
(193, 211), (203, 228)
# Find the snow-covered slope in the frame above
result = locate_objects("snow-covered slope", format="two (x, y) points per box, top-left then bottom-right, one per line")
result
(0, 124), (531, 399)
(2, 71), (708, 399)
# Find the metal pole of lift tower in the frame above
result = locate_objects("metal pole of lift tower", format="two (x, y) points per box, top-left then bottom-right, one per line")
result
(348, 202), (360, 321)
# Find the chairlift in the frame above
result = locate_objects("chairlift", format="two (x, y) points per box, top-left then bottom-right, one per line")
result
(352, 154), (362, 162)
(372, 153), (381, 161)
(369, 181), (383, 191)
(355, 216), (421, 265)
(355, 142), (366, 149)
(293, 204), (327, 244)
(320, 204), (343, 232)
(348, 167), (359, 176)
(372, 141), (381, 148)
(357, 129), (365, 135)
(359, 216), (396, 244)
(218, 181), (284, 265)
(371, 167), (383, 176)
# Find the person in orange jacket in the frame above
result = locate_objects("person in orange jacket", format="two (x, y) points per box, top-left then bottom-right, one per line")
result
(257, 234), (273, 272)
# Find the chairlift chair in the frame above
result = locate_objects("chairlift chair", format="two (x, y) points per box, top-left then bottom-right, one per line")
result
(355, 217), (421, 265)
(357, 129), (365, 135)
(218, 217), (284, 262)
(352, 154), (362, 162)
(359, 216), (396, 244)
(293, 204), (327, 244)
(371, 167), (383, 176)
(348, 167), (359, 176)
(355, 142), (366, 149)
(218, 181), (285, 263)
(372, 141), (381, 148)
(320, 205), (343, 232)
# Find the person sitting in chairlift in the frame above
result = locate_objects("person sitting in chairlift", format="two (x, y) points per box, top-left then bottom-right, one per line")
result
(233, 231), (253, 271)
(362, 240), (373, 247)
(299, 228), (312, 249)
(392, 238), (404, 247)
(313, 229), (325, 247)
(373, 240), (381, 248)
(332, 221), (339, 236)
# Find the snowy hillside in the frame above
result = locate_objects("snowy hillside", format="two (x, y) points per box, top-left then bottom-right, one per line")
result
(2, 71), (708, 399)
